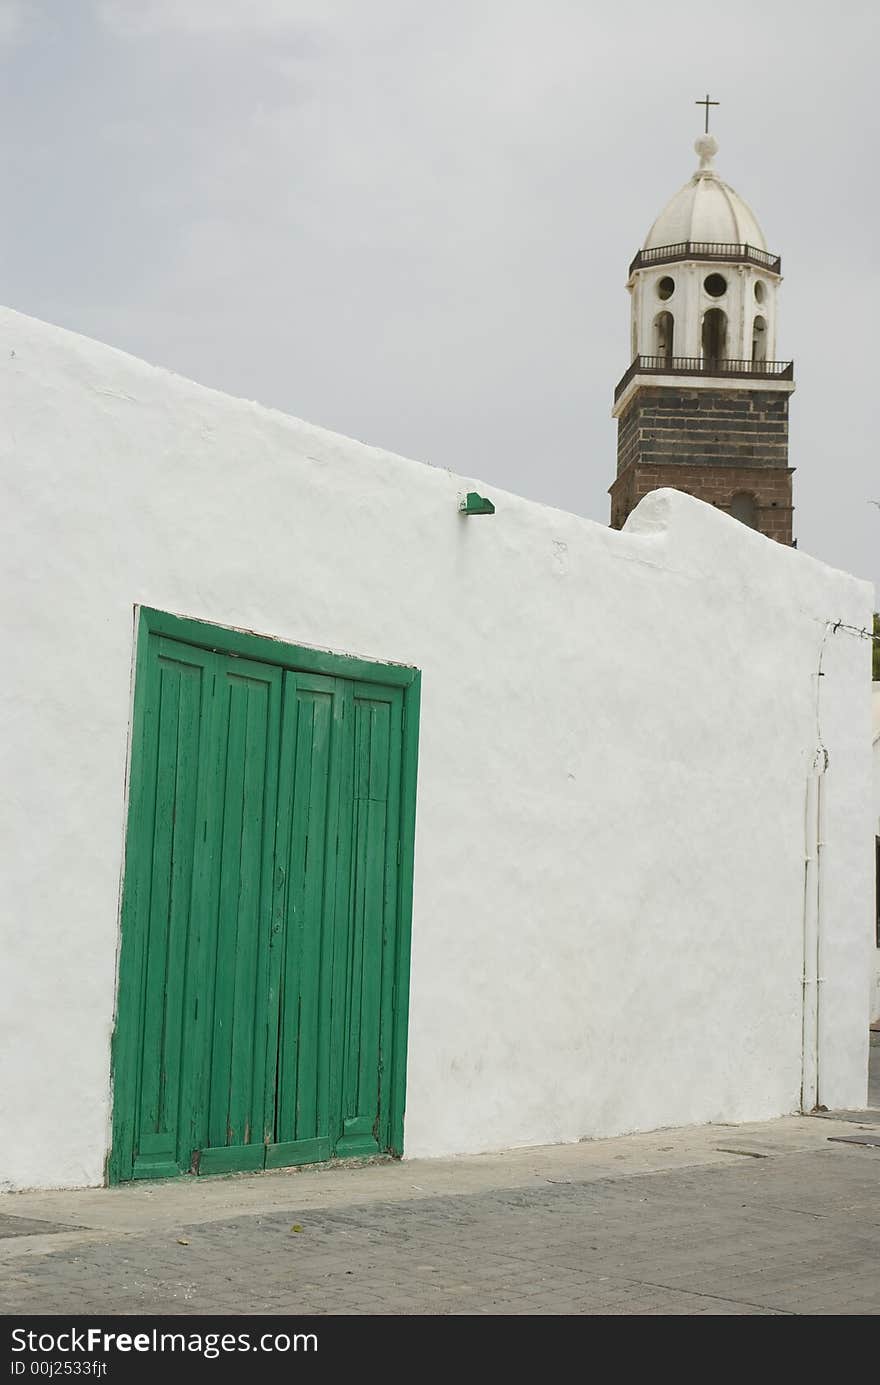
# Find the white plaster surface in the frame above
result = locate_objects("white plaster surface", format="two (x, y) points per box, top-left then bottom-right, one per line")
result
(0, 306), (874, 1190)
(628, 261), (780, 368)
(644, 140), (766, 251)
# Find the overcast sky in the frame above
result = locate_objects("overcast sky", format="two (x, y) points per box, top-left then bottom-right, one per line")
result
(2, 1), (878, 590)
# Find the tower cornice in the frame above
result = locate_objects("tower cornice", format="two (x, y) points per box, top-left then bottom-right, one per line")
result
(613, 356), (795, 416)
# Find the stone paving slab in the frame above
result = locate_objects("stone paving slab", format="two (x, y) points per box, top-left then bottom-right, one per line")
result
(0, 1215), (81, 1240)
(0, 1121), (878, 1315)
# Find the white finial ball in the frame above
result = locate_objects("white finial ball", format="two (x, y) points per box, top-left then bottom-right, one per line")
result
(694, 133), (718, 166)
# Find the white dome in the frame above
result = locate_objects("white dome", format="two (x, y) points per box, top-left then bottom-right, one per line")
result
(643, 136), (766, 251)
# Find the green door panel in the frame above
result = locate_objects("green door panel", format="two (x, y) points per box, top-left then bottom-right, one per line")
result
(110, 610), (420, 1185)
(335, 687), (403, 1158)
(195, 1144), (266, 1176)
(264, 1137), (332, 1169)
(129, 642), (215, 1181)
(194, 655), (282, 1173)
(268, 673), (343, 1161)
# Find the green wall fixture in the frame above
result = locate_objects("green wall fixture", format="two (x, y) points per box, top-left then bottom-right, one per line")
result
(459, 491), (495, 516)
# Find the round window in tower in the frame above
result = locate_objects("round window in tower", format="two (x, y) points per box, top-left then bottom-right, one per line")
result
(656, 275), (675, 301)
(754, 280), (765, 303)
(704, 272), (727, 297)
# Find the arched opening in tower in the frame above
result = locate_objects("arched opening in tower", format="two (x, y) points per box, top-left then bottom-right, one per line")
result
(701, 308), (727, 365)
(653, 311), (674, 365)
(730, 491), (759, 529)
(752, 315), (767, 363)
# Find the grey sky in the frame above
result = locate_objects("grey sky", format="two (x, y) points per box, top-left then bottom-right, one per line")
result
(2, 1), (878, 592)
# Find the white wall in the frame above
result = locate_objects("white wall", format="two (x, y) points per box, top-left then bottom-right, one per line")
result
(0, 306), (874, 1191)
(872, 685), (880, 1025)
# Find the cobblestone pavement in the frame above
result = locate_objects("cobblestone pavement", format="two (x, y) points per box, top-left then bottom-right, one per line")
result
(2, 1103), (879, 1315)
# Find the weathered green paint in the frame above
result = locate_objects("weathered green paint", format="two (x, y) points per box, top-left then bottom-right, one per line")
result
(109, 609), (420, 1184)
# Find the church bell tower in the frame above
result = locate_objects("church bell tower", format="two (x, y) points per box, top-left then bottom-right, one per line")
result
(610, 115), (795, 543)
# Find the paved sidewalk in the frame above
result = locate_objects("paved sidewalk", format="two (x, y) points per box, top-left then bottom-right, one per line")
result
(2, 1102), (879, 1315)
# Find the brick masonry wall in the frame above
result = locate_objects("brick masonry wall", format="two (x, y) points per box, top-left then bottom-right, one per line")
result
(616, 398), (642, 478)
(612, 384), (794, 544)
(610, 462), (794, 543)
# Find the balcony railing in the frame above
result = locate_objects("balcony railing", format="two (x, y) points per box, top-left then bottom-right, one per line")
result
(614, 354), (794, 403)
(628, 241), (782, 277)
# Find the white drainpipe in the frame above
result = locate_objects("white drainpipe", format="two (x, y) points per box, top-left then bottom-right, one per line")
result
(801, 750), (828, 1112)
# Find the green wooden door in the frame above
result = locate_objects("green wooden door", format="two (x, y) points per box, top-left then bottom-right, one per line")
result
(189, 650), (282, 1176)
(266, 672), (344, 1169)
(110, 611), (419, 1184)
(336, 684), (404, 1157)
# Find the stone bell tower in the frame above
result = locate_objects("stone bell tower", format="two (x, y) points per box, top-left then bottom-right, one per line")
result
(610, 120), (795, 543)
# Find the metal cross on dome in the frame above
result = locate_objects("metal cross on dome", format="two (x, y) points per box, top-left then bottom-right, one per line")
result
(695, 93), (719, 133)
